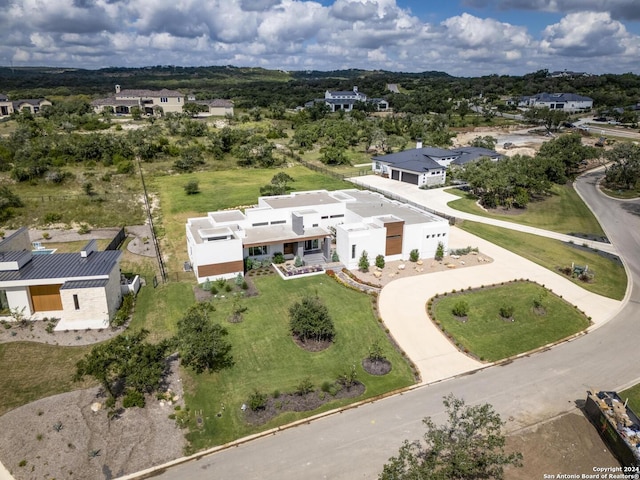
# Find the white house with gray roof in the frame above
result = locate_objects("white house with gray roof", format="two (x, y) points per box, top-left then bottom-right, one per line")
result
(516, 92), (593, 112)
(305, 86), (388, 113)
(0, 228), (123, 330)
(372, 142), (502, 187)
(186, 189), (449, 282)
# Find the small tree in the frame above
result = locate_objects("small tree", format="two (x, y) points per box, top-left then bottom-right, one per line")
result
(289, 296), (335, 343)
(375, 254), (385, 269)
(368, 340), (386, 362)
(358, 250), (370, 272)
(184, 180), (200, 195)
(435, 242), (444, 261)
(409, 249), (419, 262)
(499, 304), (515, 319)
(451, 300), (469, 318)
(175, 303), (234, 374)
(380, 394), (522, 479)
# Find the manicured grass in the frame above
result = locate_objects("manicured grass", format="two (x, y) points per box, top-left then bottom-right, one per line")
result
(446, 184), (606, 236)
(459, 221), (627, 300)
(620, 384), (640, 415)
(431, 281), (590, 362)
(152, 165), (351, 215)
(0, 342), (96, 416)
(182, 274), (415, 452)
(600, 185), (640, 200)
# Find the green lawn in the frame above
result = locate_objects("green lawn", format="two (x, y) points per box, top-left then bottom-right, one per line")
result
(620, 384), (640, 415)
(152, 165), (351, 215)
(600, 185), (640, 200)
(182, 274), (415, 452)
(0, 342), (96, 416)
(447, 184), (605, 237)
(459, 221), (627, 300)
(431, 281), (590, 362)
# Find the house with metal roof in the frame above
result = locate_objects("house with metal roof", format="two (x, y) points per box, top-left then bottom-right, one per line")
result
(186, 189), (449, 282)
(371, 142), (502, 187)
(0, 228), (123, 330)
(305, 86), (389, 113)
(516, 92), (593, 112)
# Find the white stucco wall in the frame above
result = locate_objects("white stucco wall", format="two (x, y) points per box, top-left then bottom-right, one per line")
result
(337, 224), (386, 270)
(1, 287), (33, 317)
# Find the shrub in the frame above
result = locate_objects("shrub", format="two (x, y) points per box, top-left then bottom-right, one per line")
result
(337, 364), (358, 390)
(210, 285), (219, 295)
(435, 241), (444, 261)
(184, 180), (200, 195)
(289, 296), (335, 342)
(320, 381), (332, 393)
(368, 340), (387, 362)
(499, 304), (515, 319)
(358, 250), (370, 272)
(224, 283), (232, 292)
(241, 281), (248, 290)
(272, 389), (280, 399)
(331, 250), (340, 262)
(18, 460), (27, 467)
(41, 232), (51, 240)
(409, 249), (419, 262)
(272, 252), (286, 264)
(451, 300), (469, 317)
(375, 254), (385, 269)
(111, 293), (134, 328)
(122, 389), (146, 408)
(78, 223), (91, 235)
(296, 377), (314, 396)
(43, 212), (62, 224)
(248, 389), (267, 411)
(294, 256), (303, 267)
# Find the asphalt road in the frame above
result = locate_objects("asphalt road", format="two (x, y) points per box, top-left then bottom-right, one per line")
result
(146, 172), (640, 480)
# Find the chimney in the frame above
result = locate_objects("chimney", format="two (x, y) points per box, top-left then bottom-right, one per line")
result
(353, 86), (358, 93)
(115, 84), (121, 94)
(416, 138), (423, 149)
(81, 239), (97, 258)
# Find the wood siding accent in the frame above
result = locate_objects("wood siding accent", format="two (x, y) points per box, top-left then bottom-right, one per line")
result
(197, 260), (244, 278)
(385, 220), (404, 255)
(30, 284), (63, 312)
(283, 243), (294, 255)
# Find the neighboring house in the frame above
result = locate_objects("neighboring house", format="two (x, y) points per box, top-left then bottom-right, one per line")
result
(186, 189), (449, 282)
(372, 141), (502, 187)
(0, 228), (123, 330)
(549, 70), (591, 78)
(0, 95), (52, 116)
(305, 86), (389, 112)
(200, 99), (234, 116)
(91, 85), (184, 114)
(516, 93), (593, 112)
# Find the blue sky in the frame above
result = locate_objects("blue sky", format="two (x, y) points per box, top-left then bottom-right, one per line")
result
(0, 0), (638, 76)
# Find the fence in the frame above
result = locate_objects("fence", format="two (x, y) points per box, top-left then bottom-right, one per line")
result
(105, 226), (127, 251)
(295, 157), (370, 181)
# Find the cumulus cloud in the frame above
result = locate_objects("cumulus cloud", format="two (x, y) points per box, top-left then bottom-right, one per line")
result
(540, 11), (631, 57)
(462, 0), (640, 21)
(0, 0), (638, 75)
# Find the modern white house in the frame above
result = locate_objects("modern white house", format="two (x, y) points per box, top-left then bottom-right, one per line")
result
(0, 228), (124, 330)
(186, 189), (449, 283)
(515, 93), (593, 112)
(305, 86), (389, 113)
(372, 142), (502, 187)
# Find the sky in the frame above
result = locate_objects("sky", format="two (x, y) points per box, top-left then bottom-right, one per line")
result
(0, 0), (639, 76)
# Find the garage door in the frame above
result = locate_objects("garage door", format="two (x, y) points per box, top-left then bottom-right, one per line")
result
(391, 170), (399, 180)
(401, 172), (419, 185)
(30, 284), (62, 312)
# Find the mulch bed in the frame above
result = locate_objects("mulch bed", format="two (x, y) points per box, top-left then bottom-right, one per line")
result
(244, 382), (366, 426)
(362, 358), (392, 375)
(292, 335), (332, 352)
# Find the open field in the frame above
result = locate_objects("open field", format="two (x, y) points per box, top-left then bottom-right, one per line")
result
(447, 184), (606, 237)
(431, 281), (590, 362)
(181, 273), (415, 452)
(459, 221), (627, 300)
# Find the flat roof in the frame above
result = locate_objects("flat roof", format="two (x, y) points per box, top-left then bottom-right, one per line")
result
(199, 226), (234, 239)
(261, 191), (341, 210)
(344, 190), (443, 225)
(210, 210), (245, 223)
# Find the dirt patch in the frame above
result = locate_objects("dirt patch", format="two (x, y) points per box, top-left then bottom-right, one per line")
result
(0, 357), (186, 480)
(504, 413), (620, 479)
(244, 382), (366, 426)
(0, 318), (125, 347)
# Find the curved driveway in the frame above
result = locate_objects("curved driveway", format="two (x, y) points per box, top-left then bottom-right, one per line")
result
(134, 171), (639, 480)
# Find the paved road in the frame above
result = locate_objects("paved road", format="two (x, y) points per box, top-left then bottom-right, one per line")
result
(137, 172), (639, 480)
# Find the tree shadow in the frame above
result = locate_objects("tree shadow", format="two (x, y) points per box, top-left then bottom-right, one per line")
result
(621, 202), (640, 217)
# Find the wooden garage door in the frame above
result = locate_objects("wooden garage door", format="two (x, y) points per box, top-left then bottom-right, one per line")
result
(30, 284), (62, 312)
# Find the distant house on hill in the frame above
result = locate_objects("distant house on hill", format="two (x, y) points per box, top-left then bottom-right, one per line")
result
(372, 141), (502, 187)
(513, 92), (593, 112)
(305, 86), (388, 113)
(199, 98), (234, 116)
(0, 94), (52, 117)
(91, 85), (184, 115)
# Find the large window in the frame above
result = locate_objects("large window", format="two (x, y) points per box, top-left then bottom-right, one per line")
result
(248, 245), (268, 256)
(0, 290), (8, 312)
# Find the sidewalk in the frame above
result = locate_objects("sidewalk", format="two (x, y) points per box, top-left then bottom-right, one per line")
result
(348, 175), (617, 254)
(379, 227), (622, 385)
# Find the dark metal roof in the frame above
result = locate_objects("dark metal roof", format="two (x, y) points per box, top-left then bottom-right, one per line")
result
(0, 250), (121, 282)
(0, 227), (28, 251)
(452, 147), (503, 165)
(373, 148), (445, 171)
(61, 279), (110, 289)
